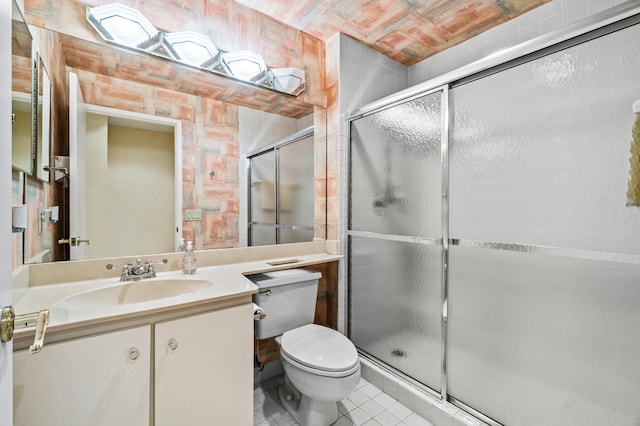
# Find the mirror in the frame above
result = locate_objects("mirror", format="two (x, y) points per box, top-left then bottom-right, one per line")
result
(11, 0), (34, 175)
(35, 55), (52, 182)
(16, 7), (327, 265)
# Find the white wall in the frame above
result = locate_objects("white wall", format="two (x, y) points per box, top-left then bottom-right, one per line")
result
(338, 34), (409, 114)
(337, 34), (410, 333)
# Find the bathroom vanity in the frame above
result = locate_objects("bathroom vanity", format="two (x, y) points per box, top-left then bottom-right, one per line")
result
(11, 242), (340, 426)
(14, 304), (252, 426)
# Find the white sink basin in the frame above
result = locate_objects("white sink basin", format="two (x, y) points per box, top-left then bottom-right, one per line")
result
(53, 278), (213, 309)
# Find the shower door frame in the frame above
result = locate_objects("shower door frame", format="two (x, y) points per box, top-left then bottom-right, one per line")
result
(345, 2), (640, 425)
(346, 84), (450, 402)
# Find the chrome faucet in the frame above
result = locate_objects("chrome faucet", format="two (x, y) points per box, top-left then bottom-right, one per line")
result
(113, 258), (168, 281)
(131, 259), (148, 276)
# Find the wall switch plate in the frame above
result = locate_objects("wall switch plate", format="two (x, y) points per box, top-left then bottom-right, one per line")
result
(185, 209), (202, 221)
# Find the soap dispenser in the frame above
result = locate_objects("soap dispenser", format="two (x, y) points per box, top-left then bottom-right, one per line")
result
(181, 241), (197, 275)
(177, 238), (186, 252)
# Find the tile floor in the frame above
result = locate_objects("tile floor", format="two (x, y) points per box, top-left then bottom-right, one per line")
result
(253, 376), (434, 426)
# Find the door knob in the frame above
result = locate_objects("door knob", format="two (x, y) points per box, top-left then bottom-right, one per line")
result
(1, 306), (50, 354)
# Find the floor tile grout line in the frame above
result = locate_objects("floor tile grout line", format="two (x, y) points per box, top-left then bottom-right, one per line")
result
(253, 376), (434, 426)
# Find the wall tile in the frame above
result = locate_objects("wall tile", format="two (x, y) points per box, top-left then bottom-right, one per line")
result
(408, 0), (623, 86)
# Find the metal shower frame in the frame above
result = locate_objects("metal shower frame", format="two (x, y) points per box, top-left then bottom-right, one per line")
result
(344, 2), (640, 425)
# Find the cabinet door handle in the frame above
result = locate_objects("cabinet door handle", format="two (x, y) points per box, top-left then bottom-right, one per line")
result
(168, 338), (179, 351)
(129, 347), (140, 361)
(1, 306), (50, 354)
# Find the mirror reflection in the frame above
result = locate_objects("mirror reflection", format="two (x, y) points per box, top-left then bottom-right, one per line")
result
(68, 103), (180, 261)
(13, 0), (327, 267)
(11, 0), (33, 175)
(248, 129), (316, 246)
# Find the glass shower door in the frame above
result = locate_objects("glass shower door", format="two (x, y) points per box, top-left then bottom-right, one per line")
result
(249, 151), (276, 246)
(278, 135), (315, 243)
(446, 23), (640, 426)
(348, 90), (445, 392)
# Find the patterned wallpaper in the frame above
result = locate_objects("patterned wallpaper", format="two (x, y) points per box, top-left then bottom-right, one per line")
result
(235, 0), (550, 66)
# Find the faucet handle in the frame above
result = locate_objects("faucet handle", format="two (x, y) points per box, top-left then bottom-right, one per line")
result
(145, 258), (168, 277)
(119, 264), (132, 281)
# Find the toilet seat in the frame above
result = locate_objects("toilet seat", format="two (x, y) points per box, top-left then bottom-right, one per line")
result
(280, 324), (359, 377)
(281, 351), (360, 378)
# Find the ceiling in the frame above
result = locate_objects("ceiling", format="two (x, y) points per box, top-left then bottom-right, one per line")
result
(235, 0), (550, 66)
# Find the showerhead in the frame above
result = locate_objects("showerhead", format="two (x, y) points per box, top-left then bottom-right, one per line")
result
(372, 185), (408, 216)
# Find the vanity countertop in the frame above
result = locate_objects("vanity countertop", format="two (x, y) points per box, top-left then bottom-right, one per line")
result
(12, 246), (340, 349)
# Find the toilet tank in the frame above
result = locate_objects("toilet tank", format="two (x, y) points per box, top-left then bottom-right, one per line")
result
(248, 268), (322, 339)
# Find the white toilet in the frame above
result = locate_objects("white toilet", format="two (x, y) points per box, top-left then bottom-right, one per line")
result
(250, 268), (361, 426)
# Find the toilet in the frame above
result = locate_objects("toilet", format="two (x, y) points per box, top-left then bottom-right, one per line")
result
(250, 268), (361, 426)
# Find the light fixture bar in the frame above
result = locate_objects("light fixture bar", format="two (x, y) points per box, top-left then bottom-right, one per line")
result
(86, 4), (306, 95)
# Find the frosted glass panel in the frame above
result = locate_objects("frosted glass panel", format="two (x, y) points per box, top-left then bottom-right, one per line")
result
(278, 228), (313, 244)
(449, 24), (640, 254)
(279, 136), (314, 227)
(350, 92), (442, 238)
(250, 224), (275, 246)
(349, 236), (442, 391)
(448, 246), (640, 426)
(250, 152), (275, 224)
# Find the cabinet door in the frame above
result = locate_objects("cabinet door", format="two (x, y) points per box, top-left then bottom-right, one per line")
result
(14, 326), (151, 426)
(155, 303), (253, 426)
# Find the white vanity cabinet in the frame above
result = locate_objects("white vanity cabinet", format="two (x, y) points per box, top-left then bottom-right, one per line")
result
(13, 326), (151, 426)
(13, 301), (254, 426)
(154, 303), (254, 426)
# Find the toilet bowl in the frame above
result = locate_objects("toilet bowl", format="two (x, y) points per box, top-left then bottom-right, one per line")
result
(277, 324), (360, 426)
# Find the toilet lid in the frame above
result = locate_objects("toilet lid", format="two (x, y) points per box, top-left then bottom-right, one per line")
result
(280, 324), (358, 373)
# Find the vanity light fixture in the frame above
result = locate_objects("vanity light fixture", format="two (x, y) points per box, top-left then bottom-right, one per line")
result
(87, 4), (161, 50)
(270, 68), (306, 96)
(86, 4), (306, 96)
(220, 51), (268, 84)
(164, 31), (221, 69)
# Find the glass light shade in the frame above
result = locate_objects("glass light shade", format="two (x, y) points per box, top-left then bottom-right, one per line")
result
(220, 51), (267, 83)
(164, 31), (220, 68)
(85, 5), (306, 95)
(87, 3), (158, 47)
(271, 68), (306, 96)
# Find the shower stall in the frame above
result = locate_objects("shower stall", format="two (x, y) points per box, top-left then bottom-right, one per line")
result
(347, 8), (640, 426)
